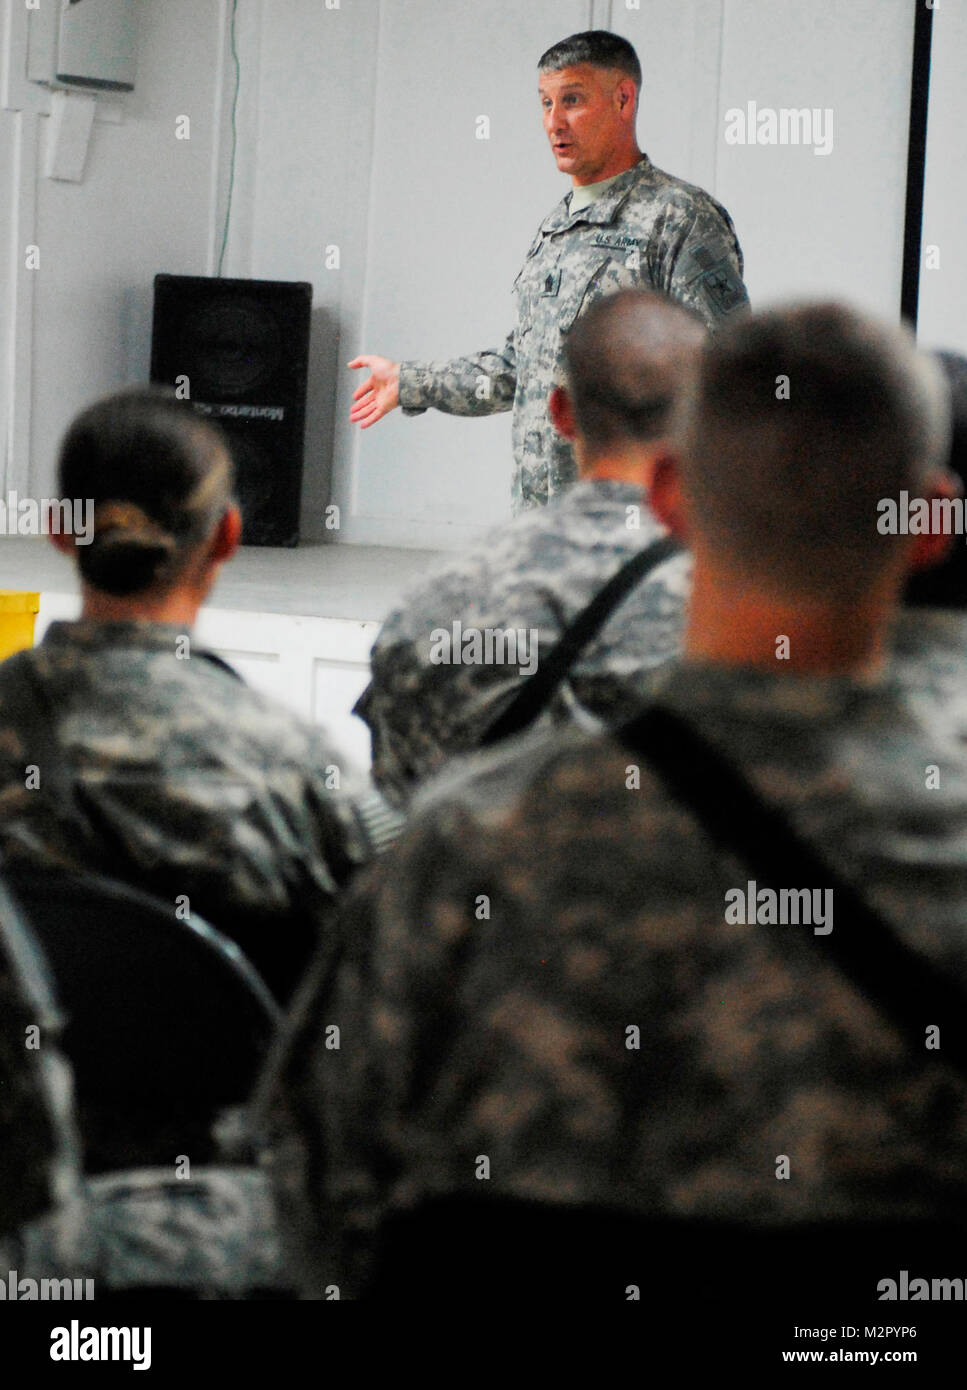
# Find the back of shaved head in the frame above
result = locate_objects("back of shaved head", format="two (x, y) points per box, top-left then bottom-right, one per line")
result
(674, 302), (951, 601)
(562, 289), (707, 459)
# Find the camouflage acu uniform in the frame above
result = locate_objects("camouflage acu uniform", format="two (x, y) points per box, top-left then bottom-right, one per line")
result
(398, 155), (748, 512)
(4, 1167), (287, 1298)
(889, 606), (967, 750)
(0, 620), (401, 997)
(269, 661), (967, 1297)
(354, 479), (690, 806)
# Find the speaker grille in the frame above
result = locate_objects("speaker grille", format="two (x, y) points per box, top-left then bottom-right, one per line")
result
(150, 275), (312, 547)
(173, 299), (283, 397)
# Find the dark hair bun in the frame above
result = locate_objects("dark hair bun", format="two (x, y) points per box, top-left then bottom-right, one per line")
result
(78, 530), (178, 597)
(57, 388), (234, 600)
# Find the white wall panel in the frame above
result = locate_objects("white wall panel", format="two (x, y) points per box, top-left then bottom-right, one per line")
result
(1, 0), (228, 498)
(917, 0), (967, 355)
(715, 0), (913, 315)
(28, 0), (225, 494)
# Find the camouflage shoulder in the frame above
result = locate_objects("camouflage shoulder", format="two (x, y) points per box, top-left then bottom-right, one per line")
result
(370, 520), (548, 650)
(408, 720), (598, 823)
(15, 1167), (289, 1297)
(633, 160), (742, 236)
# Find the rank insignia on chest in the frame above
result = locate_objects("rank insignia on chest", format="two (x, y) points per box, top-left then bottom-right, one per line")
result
(540, 270), (562, 296)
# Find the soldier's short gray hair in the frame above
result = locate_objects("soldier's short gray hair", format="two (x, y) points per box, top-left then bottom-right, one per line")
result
(538, 31), (642, 91)
(674, 302), (952, 600)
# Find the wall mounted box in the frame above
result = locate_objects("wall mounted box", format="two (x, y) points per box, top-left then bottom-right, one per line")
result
(28, 0), (140, 93)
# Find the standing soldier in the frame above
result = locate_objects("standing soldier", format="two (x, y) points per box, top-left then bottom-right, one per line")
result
(349, 29), (748, 513)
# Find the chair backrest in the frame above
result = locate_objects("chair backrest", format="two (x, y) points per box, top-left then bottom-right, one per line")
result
(2, 868), (281, 1174)
(0, 875), (81, 1230)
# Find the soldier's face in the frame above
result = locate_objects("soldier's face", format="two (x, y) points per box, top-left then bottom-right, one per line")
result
(539, 65), (630, 184)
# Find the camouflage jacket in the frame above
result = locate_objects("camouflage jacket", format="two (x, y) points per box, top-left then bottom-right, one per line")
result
(3, 1166), (287, 1298)
(889, 607), (967, 751)
(271, 660), (967, 1296)
(398, 154), (748, 512)
(0, 621), (399, 996)
(355, 479), (690, 806)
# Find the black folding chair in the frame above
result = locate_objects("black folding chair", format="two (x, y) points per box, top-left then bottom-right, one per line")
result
(0, 874), (81, 1232)
(3, 868), (281, 1175)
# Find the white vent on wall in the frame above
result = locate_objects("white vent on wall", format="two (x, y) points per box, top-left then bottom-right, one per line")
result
(28, 0), (140, 94)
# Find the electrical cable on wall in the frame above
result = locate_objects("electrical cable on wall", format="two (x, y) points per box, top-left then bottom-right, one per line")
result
(216, 0), (240, 277)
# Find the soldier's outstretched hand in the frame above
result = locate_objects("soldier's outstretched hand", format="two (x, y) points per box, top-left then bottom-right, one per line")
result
(348, 355), (401, 429)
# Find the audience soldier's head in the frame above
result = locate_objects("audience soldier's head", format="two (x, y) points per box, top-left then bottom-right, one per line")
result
(538, 31), (643, 184)
(549, 288), (707, 489)
(52, 388), (242, 624)
(651, 302), (952, 672)
(903, 350), (967, 611)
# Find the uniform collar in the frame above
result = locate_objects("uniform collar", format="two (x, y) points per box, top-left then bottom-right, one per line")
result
(550, 477), (647, 515)
(891, 605), (967, 657)
(658, 658), (895, 727)
(41, 619), (196, 654)
(542, 154), (654, 234)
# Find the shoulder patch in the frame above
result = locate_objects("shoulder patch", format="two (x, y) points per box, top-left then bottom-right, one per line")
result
(699, 262), (748, 316)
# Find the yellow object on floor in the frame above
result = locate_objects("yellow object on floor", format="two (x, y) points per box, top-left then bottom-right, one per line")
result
(0, 591), (40, 660)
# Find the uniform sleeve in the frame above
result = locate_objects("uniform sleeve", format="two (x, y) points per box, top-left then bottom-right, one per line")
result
(662, 199), (750, 332)
(354, 635), (462, 808)
(397, 327), (517, 418)
(357, 626), (532, 809)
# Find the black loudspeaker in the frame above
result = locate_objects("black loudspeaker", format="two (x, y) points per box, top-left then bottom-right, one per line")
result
(150, 274), (313, 547)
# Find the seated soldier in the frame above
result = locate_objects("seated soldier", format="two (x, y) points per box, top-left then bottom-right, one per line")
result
(355, 289), (703, 806)
(0, 388), (399, 1002)
(264, 303), (967, 1309)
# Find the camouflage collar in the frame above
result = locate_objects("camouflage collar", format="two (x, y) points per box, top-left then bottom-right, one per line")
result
(891, 605), (967, 657)
(41, 619), (197, 654)
(550, 478), (647, 515)
(659, 659), (895, 725)
(542, 154), (654, 234)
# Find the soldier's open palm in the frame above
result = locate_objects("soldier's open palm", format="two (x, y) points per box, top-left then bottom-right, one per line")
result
(348, 355), (401, 428)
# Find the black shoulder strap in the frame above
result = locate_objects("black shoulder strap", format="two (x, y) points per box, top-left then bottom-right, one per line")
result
(619, 704), (967, 1074)
(480, 535), (681, 746)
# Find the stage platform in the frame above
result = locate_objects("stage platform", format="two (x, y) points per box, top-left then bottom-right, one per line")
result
(0, 537), (447, 772)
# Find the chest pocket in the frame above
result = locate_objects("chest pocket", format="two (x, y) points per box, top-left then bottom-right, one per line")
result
(512, 242), (548, 340)
(557, 256), (625, 335)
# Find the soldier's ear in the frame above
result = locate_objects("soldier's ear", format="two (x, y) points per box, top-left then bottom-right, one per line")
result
(649, 454), (688, 540)
(616, 78), (637, 119)
(48, 524), (73, 556)
(549, 386), (577, 441)
(209, 505), (242, 566)
(907, 468), (959, 575)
